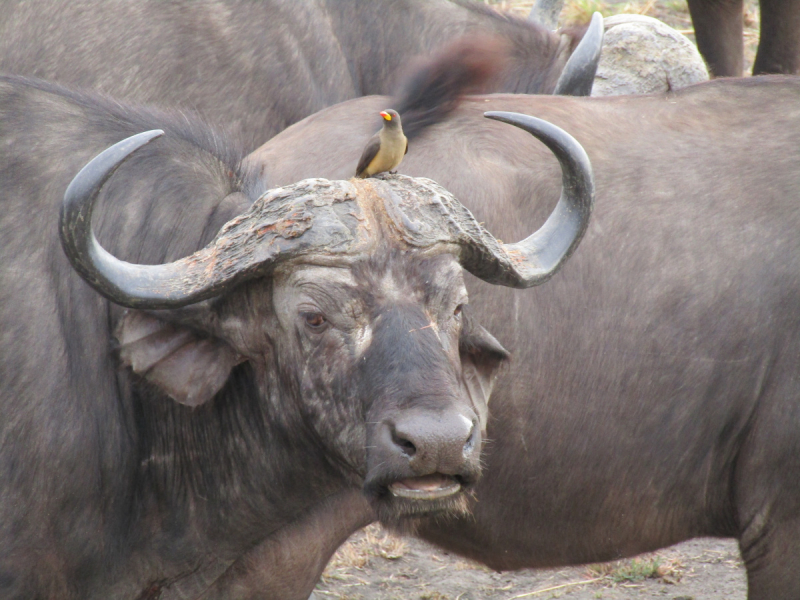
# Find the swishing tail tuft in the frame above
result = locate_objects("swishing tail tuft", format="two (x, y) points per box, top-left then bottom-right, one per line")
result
(393, 35), (510, 141)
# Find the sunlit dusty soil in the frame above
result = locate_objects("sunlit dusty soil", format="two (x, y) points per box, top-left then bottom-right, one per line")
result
(317, 525), (745, 600)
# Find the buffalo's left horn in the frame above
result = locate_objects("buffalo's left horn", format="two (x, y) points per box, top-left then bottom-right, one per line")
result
(457, 111), (593, 288)
(60, 130), (250, 309)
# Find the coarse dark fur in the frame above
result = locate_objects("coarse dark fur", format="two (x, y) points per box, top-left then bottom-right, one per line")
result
(0, 0), (589, 151)
(687, 0), (800, 76)
(0, 75), (509, 599)
(251, 76), (800, 600)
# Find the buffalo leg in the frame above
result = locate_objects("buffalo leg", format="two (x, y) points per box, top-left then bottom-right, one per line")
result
(739, 513), (800, 599)
(752, 0), (800, 74)
(735, 375), (800, 600)
(738, 474), (800, 600)
(687, 0), (744, 77)
(198, 489), (375, 600)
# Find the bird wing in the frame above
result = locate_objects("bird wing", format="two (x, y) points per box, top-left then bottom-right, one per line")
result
(404, 139), (408, 155)
(355, 134), (381, 178)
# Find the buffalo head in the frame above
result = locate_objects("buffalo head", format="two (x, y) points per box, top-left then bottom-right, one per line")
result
(59, 112), (593, 524)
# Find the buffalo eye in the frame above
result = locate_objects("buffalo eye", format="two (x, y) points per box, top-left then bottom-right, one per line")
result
(302, 312), (327, 329)
(453, 304), (464, 318)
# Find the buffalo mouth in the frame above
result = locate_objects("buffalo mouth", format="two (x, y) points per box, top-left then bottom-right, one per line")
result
(365, 472), (474, 525)
(388, 474), (461, 500)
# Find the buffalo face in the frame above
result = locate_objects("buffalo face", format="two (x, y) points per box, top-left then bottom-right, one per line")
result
(267, 253), (506, 521)
(60, 113), (593, 524)
(115, 250), (506, 523)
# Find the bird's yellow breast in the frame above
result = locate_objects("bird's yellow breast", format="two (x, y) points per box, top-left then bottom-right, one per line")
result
(364, 128), (407, 177)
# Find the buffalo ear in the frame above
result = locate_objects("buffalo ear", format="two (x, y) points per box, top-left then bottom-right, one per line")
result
(115, 311), (245, 407)
(459, 309), (509, 424)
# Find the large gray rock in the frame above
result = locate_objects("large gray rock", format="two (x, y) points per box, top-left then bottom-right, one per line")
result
(593, 14), (709, 96)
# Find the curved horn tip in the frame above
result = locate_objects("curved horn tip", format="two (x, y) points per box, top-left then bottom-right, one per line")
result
(484, 110), (548, 135)
(482, 110), (593, 191)
(473, 110), (594, 288)
(60, 129), (170, 309)
(588, 12), (604, 39)
(482, 111), (584, 153)
(96, 129), (165, 161)
(63, 129), (165, 206)
(483, 110), (562, 127)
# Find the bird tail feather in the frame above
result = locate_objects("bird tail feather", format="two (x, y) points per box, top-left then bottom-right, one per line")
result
(393, 35), (510, 141)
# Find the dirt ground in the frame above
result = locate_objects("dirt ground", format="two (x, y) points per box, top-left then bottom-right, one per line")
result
(316, 526), (746, 600)
(317, 2), (759, 599)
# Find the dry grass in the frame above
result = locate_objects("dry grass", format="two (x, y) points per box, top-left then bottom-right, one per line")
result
(561, 0), (610, 24)
(587, 553), (684, 585)
(323, 523), (408, 582)
(499, 554), (684, 600)
(420, 593), (451, 600)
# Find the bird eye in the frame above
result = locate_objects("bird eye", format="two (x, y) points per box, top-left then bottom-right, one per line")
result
(303, 312), (327, 329)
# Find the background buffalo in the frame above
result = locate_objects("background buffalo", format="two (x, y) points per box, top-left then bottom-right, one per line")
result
(687, 0), (800, 76)
(0, 0), (600, 150)
(255, 76), (800, 600)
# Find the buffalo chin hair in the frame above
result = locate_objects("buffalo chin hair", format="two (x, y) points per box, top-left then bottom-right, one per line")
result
(374, 492), (473, 535)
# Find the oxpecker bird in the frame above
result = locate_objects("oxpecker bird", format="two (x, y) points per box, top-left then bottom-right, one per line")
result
(354, 109), (408, 178)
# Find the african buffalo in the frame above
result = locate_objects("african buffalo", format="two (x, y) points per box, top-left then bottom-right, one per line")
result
(687, 0), (800, 76)
(0, 0), (601, 151)
(0, 75), (592, 599)
(251, 76), (800, 600)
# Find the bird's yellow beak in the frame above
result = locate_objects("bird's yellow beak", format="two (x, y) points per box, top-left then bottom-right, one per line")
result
(380, 111), (392, 121)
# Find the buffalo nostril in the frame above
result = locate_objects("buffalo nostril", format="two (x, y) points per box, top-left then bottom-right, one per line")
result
(464, 421), (478, 455)
(391, 428), (417, 457)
